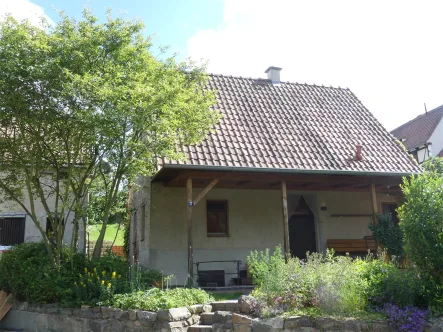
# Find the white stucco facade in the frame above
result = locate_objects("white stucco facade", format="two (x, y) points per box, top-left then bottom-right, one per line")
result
(132, 181), (400, 286)
(0, 189), (85, 250)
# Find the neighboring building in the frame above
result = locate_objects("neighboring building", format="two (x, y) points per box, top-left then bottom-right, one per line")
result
(130, 67), (420, 286)
(391, 105), (443, 164)
(0, 192), (85, 250)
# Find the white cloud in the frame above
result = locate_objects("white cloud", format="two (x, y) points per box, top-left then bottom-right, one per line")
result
(0, 0), (54, 26)
(187, 0), (443, 130)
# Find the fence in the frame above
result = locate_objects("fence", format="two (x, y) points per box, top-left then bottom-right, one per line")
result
(87, 240), (125, 258)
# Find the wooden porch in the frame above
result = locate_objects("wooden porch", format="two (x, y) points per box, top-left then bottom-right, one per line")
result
(152, 167), (403, 285)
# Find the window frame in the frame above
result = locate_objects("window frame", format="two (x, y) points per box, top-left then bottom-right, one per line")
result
(206, 199), (229, 237)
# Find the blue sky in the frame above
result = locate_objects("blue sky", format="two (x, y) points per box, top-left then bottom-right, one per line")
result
(30, 0), (224, 59)
(2, 0), (443, 131)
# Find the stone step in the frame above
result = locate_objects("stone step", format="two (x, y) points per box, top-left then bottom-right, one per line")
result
(200, 312), (215, 325)
(190, 325), (213, 332)
(210, 300), (239, 312)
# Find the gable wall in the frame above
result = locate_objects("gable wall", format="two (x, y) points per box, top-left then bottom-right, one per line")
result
(429, 116), (443, 158)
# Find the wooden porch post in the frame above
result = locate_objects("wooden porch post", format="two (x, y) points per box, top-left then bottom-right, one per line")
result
(370, 184), (378, 226)
(281, 180), (290, 259)
(187, 178), (193, 287)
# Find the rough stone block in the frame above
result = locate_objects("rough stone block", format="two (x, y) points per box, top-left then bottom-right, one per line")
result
(80, 308), (96, 319)
(292, 328), (320, 332)
(88, 319), (111, 332)
(202, 304), (212, 313)
(134, 320), (142, 327)
(16, 302), (29, 311)
(137, 310), (157, 322)
(158, 307), (191, 322)
(252, 317), (284, 332)
(129, 309), (137, 320)
(114, 309), (129, 321)
(232, 313), (252, 325)
(188, 304), (204, 314)
(284, 316), (313, 329)
(214, 311), (232, 324)
(93, 306), (101, 313)
(233, 323), (252, 332)
(109, 320), (124, 332)
(238, 296), (254, 315)
(313, 317), (337, 330)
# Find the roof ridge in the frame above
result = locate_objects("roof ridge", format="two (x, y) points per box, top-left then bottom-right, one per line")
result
(391, 104), (443, 133)
(207, 72), (350, 91)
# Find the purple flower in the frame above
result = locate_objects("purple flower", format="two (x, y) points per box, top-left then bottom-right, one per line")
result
(382, 303), (428, 332)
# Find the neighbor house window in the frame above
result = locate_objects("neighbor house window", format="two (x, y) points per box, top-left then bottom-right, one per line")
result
(381, 203), (399, 224)
(207, 200), (228, 237)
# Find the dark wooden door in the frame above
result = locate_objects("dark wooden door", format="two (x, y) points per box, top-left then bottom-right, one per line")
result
(288, 197), (316, 259)
(0, 217), (25, 245)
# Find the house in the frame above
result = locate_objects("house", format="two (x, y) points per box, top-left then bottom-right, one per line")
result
(0, 192), (85, 250)
(130, 67), (420, 287)
(391, 105), (443, 164)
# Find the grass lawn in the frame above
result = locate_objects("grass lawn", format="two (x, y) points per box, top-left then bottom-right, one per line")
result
(209, 291), (244, 301)
(87, 223), (125, 246)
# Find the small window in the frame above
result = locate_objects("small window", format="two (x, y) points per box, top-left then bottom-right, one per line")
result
(207, 200), (228, 237)
(381, 203), (399, 224)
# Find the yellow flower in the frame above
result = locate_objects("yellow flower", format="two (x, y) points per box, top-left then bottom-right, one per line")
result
(118, 275), (121, 279)
(102, 271), (106, 276)
(101, 280), (105, 285)
(112, 272), (116, 279)
(107, 283), (111, 288)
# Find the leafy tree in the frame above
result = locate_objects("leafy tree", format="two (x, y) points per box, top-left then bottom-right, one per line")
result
(0, 10), (219, 264)
(369, 213), (404, 258)
(398, 157), (443, 281)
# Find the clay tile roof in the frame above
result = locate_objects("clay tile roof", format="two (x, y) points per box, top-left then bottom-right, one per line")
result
(161, 74), (420, 174)
(391, 105), (443, 151)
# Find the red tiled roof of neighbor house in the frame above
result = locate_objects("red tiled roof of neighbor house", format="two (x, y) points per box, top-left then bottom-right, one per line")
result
(161, 73), (420, 174)
(391, 105), (443, 151)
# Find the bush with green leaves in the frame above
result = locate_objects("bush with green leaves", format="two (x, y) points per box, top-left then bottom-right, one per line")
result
(248, 247), (369, 316)
(369, 213), (404, 258)
(361, 254), (423, 308)
(0, 242), (84, 303)
(113, 288), (213, 311)
(398, 158), (443, 283)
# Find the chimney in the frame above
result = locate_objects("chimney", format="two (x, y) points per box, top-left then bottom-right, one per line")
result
(356, 144), (363, 161)
(265, 66), (282, 84)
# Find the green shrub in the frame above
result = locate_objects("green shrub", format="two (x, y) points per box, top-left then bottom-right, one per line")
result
(88, 253), (128, 277)
(113, 288), (213, 311)
(0, 242), (85, 303)
(362, 255), (423, 308)
(398, 158), (443, 282)
(369, 214), (404, 257)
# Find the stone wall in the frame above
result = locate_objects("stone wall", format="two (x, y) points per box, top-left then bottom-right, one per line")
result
(2, 299), (443, 332)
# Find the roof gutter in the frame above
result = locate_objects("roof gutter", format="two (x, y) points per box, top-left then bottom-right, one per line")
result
(151, 164), (420, 182)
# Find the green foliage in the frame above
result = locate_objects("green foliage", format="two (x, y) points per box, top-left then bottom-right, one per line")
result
(0, 242), (85, 303)
(369, 214), (404, 257)
(113, 288), (213, 311)
(123, 215), (130, 258)
(248, 248), (369, 315)
(361, 255), (423, 308)
(73, 267), (125, 306)
(398, 157), (443, 282)
(0, 9), (220, 262)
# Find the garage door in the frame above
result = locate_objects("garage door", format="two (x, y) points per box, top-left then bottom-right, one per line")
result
(0, 217), (25, 245)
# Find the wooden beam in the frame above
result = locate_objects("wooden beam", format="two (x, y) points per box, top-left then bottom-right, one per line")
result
(186, 179), (193, 287)
(281, 181), (290, 259)
(193, 179), (219, 206)
(370, 184), (378, 226)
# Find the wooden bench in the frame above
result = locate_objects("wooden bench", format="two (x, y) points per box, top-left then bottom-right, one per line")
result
(327, 236), (377, 253)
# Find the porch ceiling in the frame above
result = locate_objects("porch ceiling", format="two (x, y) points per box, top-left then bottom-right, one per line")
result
(153, 168), (403, 193)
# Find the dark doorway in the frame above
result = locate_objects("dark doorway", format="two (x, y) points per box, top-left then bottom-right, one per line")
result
(288, 196), (316, 259)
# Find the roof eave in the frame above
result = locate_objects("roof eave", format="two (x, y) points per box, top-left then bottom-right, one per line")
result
(151, 164), (421, 182)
